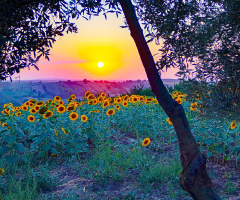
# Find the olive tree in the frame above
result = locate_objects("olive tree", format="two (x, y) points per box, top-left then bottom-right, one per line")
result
(0, 0), (222, 199)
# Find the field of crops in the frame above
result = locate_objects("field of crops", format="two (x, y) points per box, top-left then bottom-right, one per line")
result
(0, 89), (239, 199)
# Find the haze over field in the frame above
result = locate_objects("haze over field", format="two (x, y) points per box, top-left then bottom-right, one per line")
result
(0, 79), (180, 107)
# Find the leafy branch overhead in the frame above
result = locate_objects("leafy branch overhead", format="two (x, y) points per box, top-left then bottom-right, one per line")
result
(1, 0), (239, 85)
(0, 0), (121, 81)
(135, 0), (240, 83)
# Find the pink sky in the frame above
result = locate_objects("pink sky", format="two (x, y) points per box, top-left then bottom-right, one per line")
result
(9, 13), (179, 81)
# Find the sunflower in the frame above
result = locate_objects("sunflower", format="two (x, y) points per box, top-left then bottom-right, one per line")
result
(176, 98), (182, 104)
(54, 95), (61, 102)
(29, 108), (37, 114)
(25, 101), (30, 106)
(87, 94), (95, 100)
(106, 108), (115, 116)
(115, 105), (121, 111)
(81, 115), (88, 122)
(190, 102), (198, 111)
(2, 122), (7, 127)
(122, 101), (128, 107)
(28, 115), (35, 122)
(68, 96), (73, 102)
(142, 138), (151, 147)
(15, 111), (21, 117)
(61, 127), (69, 135)
(57, 105), (65, 114)
(84, 90), (91, 99)
(230, 121), (237, 129)
(66, 105), (75, 112)
(88, 100), (94, 105)
(34, 105), (40, 111)
(0, 168), (4, 175)
(102, 99), (110, 109)
(89, 109), (100, 113)
(54, 129), (58, 136)
(98, 96), (104, 103)
(166, 118), (173, 125)
(29, 102), (34, 107)
(131, 96), (138, 103)
(43, 110), (53, 119)
(21, 105), (28, 111)
(100, 92), (106, 98)
(59, 100), (64, 105)
(36, 101), (44, 105)
(123, 95), (129, 101)
(39, 106), (48, 114)
(69, 112), (79, 121)
(92, 98), (98, 105)
(116, 98), (122, 103)
(71, 94), (76, 100)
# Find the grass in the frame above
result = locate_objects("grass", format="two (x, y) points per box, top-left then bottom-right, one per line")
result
(0, 87), (239, 199)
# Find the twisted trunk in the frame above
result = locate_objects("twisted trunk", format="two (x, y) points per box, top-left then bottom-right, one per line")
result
(119, 0), (221, 199)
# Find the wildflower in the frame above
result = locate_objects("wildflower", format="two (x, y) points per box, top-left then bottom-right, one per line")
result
(54, 129), (58, 136)
(166, 118), (173, 125)
(28, 115), (35, 122)
(81, 115), (88, 122)
(43, 110), (53, 119)
(51, 153), (57, 157)
(69, 112), (79, 121)
(230, 121), (237, 129)
(233, 102), (237, 106)
(61, 128), (69, 135)
(142, 138), (151, 147)
(57, 105), (65, 114)
(106, 108), (115, 116)
(0, 168), (4, 175)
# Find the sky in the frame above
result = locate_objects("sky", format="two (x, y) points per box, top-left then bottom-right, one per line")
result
(9, 12), (179, 81)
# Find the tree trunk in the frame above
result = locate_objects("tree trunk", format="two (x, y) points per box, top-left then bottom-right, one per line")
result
(118, 0), (221, 199)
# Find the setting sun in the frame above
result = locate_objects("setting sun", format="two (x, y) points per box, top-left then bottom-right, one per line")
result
(98, 62), (104, 68)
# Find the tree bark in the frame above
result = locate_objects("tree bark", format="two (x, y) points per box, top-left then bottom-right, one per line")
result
(118, 0), (221, 199)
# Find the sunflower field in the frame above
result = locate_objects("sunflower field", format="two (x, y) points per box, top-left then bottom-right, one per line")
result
(0, 89), (240, 199)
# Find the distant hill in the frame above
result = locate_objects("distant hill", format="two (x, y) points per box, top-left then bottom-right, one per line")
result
(0, 79), (180, 107)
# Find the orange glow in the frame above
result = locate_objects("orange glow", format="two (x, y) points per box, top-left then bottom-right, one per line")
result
(77, 45), (124, 76)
